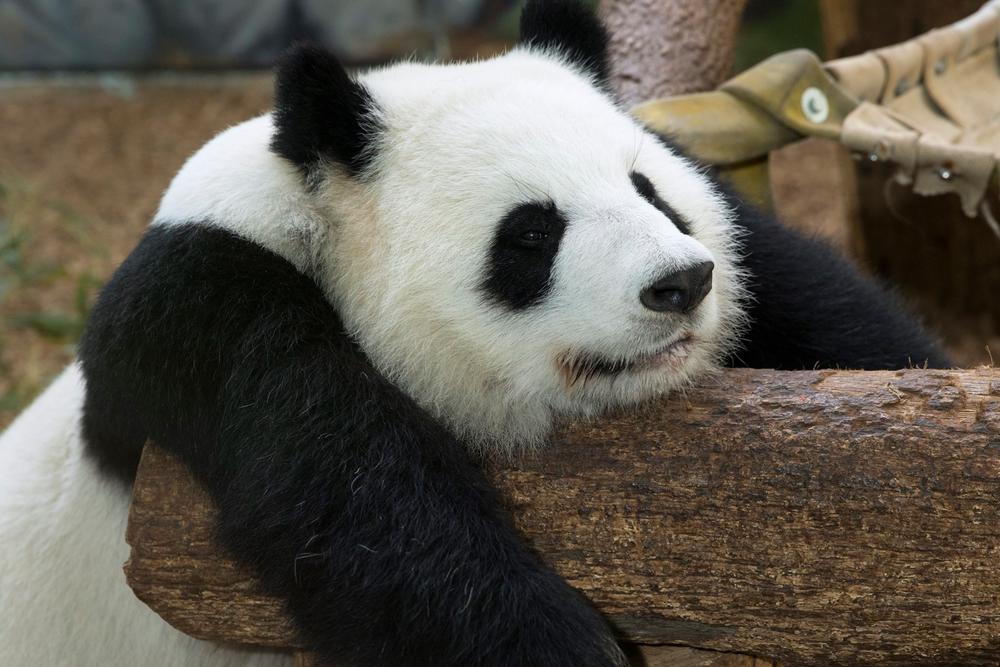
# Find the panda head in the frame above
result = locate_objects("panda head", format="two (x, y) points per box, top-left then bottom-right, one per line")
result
(270, 0), (747, 451)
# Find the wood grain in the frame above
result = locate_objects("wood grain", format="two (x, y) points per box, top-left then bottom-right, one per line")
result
(126, 368), (1000, 665)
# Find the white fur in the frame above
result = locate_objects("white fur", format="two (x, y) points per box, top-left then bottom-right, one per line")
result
(0, 366), (290, 667)
(1, 45), (746, 665)
(325, 49), (746, 449)
(158, 48), (745, 453)
(156, 114), (328, 279)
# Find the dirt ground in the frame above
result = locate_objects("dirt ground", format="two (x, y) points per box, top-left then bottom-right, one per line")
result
(0, 75), (272, 426)
(0, 75), (995, 428)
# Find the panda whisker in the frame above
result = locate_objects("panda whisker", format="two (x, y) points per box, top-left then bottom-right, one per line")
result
(628, 128), (645, 174)
(498, 168), (549, 203)
(569, 357), (586, 389)
(559, 349), (639, 390)
(555, 352), (572, 387)
(581, 364), (601, 389)
(556, 351), (587, 389)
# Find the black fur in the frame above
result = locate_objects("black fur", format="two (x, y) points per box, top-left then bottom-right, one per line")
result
(79, 223), (625, 667)
(77, 6), (948, 664)
(630, 171), (692, 235)
(482, 201), (567, 310)
(271, 43), (381, 179)
(640, 132), (950, 370)
(519, 0), (611, 86)
(725, 187), (950, 369)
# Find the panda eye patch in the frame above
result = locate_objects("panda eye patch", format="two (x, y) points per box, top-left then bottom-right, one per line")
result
(630, 171), (692, 236)
(482, 201), (567, 310)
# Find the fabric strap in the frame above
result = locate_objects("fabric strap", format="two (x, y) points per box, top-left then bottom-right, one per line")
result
(633, 0), (1000, 221)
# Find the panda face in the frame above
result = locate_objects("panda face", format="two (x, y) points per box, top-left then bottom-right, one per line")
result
(322, 51), (747, 450)
(155, 12), (748, 452)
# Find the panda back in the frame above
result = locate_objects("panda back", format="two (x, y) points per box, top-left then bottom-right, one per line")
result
(155, 114), (325, 278)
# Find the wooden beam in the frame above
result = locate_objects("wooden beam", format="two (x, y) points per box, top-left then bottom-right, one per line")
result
(126, 368), (1000, 665)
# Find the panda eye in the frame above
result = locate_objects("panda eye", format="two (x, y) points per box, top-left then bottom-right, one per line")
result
(518, 230), (548, 245)
(629, 170), (693, 236)
(497, 201), (564, 250)
(630, 171), (658, 204)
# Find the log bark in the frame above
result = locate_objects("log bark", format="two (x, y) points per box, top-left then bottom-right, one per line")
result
(598, 0), (748, 105)
(126, 368), (1000, 666)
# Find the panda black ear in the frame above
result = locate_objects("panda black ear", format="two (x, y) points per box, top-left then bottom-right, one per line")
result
(271, 44), (381, 179)
(519, 0), (611, 85)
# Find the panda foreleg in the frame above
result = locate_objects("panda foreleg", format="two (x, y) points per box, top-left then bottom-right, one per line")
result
(725, 191), (951, 370)
(79, 223), (626, 667)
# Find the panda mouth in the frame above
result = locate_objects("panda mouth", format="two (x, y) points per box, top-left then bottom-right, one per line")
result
(558, 334), (695, 388)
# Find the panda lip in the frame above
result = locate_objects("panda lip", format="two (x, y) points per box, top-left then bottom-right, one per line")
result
(560, 334), (694, 387)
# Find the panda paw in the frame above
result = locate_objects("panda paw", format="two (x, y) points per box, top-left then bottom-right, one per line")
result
(500, 586), (629, 667)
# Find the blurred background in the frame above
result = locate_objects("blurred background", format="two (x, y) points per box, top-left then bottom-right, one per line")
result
(0, 0), (995, 427)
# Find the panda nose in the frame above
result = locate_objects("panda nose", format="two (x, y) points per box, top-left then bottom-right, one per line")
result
(640, 261), (714, 313)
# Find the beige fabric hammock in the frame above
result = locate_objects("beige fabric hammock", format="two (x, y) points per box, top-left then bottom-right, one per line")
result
(633, 0), (1000, 235)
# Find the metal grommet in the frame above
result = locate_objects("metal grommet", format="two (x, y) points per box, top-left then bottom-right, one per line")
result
(868, 141), (891, 164)
(937, 167), (954, 181)
(894, 79), (909, 96)
(800, 86), (830, 124)
(934, 58), (948, 75)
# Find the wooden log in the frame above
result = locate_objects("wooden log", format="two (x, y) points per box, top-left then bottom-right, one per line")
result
(125, 368), (1000, 666)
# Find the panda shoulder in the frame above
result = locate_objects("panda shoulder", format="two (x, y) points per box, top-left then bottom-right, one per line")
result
(154, 114), (325, 275)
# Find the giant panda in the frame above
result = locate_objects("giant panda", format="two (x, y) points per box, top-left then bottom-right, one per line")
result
(0, 2), (948, 666)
